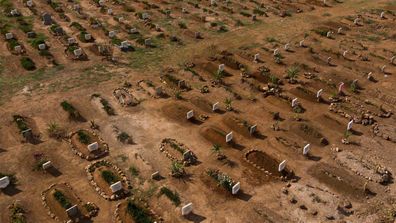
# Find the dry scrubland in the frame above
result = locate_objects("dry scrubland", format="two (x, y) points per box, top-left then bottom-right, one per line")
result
(1, 0), (396, 222)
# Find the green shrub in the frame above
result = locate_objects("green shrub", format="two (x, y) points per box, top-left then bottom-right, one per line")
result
(101, 170), (119, 185)
(158, 187), (181, 206)
(20, 57), (36, 71)
(77, 130), (90, 144)
(126, 200), (154, 223)
(53, 190), (72, 209)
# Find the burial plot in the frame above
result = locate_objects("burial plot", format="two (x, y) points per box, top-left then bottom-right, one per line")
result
(113, 88), (139, 106)
(290, 87), (318, 102)
(205, 169), (240, 194)
(160, 138), (198, 166)
(200, 126), (230, 147)
(232, 182), (240, 195)
(42, 183), (98, 222)
(244, 149), (286, 178)
(0, 176), (10, 189)
(70, 130), (109, 160)
(289, 122), (328, 146)
(212, 102), (220, 111)
(223, 114), (258, 138)
(42, 13), (52, 25)
(115, 200), (158, 222)
(13, 115), (40, 144)
(162, 102), (202, 124)
(87, 160), (131, 200)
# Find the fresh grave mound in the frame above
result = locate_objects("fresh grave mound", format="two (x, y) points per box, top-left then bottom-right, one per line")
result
(159, 138), (198, 166)
(250, 71), (271, 84)
(200, 126), (229, 147)
(91, 94), (116, 116)
(70, 129), (108, 160)
(91, 165), (129, 200)
(289, 86), (317, 102)
(115, 199), (159, 223)
(200, 169), (238, 196)
(308, 163), (373, 200)
(12, 115), (41, 143)
(245, 150), (283, 177)
(189, 96), (213, 113)
(222, 114), (256, 138)
(265, 96), (291, 110)
(289, 122), (328, 146)
(161, 102), (202, 124)
(43, 183), (98, 222)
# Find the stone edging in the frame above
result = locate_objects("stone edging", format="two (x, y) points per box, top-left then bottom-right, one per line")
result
(86, 160), (131, 201)
(68, 129), (109, 161)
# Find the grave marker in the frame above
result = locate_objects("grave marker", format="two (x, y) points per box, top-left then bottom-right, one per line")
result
(129, 28), (138, 34)
(299, 40), (305, 47)
(327, 57), (332, 65)
(68, 37), (76, 45)
(186, 110), (194, 120)
(181, 203), (193, 215)
(84, 33), (91, 41)
(73, 48), (82, 57)
(42, 13), (52, 26)
(87, 142), (99, 152)
(342, 50), (348, 58)
(212, 102), (219, 111)
(303, 144), (310, 155)
(316, 89), (323, 98)
(232, 182), (240, 195)
(284, 43), (290, 51)
(11, 9), (19, 16)
(367, 72), (372, 80)
(14, 45), (22, 53)
(142, 13), (149, 20)
(218, 64), (225, 73)
(0, 176), (10, 189)
(337, 27), (343, 34)
(5, 32), (13, 40)
(38, 43), (46, 50)
(26, 0), (33, 7)
(21, 128), (32, 138)
(354, 18), (360, 25)
(98, 0), (105, 6)
(226, 132), (233, 143)
(151, 171), (160, 180)
(381, 65), (386, 73)
(253, 53), (259, 63)
(66, 205), (78, 217)
(121, 41), (129, 49)
(144, 38), (152, 46)
(278, 160), (286, 172)
(108, 31), (116, 38)
(273, 48), (279, 56)
(326, 31), (332, 38)
(291, 98), (298, 107)
(338, 82), (344, 93)
(110, 181), (123, 193)
(249, 124), (257, 135)
(107, 8), (113, 15)
(42, 161), (52, 170)
(390, 56), (395, 64)
(347, 120), (353, 131)
(380, 11), (385, 19)
(27, 31), (36, 38)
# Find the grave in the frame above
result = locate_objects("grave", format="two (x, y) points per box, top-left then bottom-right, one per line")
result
(68, 38), (76, 45)
(65, 204), (78, 217)
(42, 13), (52, 26)
(380, 11), (385, 19)
(299, 40), (305, 47)
(303, 144), (310, 155)
(381, 65), (386, 73)
(186, 110), (194, 120)
(142, 13), (149, 20)
(87, 142), (99, 152)
(278, 160), (287, 172)
(0, 176), (10, 189)
(98, 0), (105, 6)
(226, 132), (233, 143)
(181, 203), (193, 215)
(14, 45), (22, 53)
(110, 181), (123, 193)
(273, 48), (279, 56)
(10, 9), (19, 17)
(84, 33), (91, 41)
(107, 8), (113, 15)
(120, 41), (129, 49)
(195, 32), (202, 39)
(144, 38), (152, 46)
(347, 120), (353, 131)
(212, 102), (219, 111)
(284, 43), (290, 51)
(129, 28), (138, 34)
(249, 124), (257, 135)
(391, 56), (395, 64)
(42, 161), (52, 170)
(5, 32), (13, 40)
(343, 50), (348, 58)
(27, 31), (36, 38)
(326, 31), (332, 38)
(151, 171), (160, 180)
(232, 182), (240, 195)
(218, 64), (225, 73)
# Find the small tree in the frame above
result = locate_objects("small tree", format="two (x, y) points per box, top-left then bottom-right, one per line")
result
(287, 66), (300, 79)
(170, 161), (185, 178)
(47, 121), (65, 140)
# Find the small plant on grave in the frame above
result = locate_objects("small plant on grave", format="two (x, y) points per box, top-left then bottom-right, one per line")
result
(129, 166), (139, 177)
(224, 98), (233, 111)
(47, 121), (66, 140)
(286, 66), (300, 80)
(100, 98), (115, 115)
(77, 130), (91, 145)
(344, 130), (352, 140)
(274, 53), (284, 64)
(126, 200), (154, 223)
(174, 91), (182, 100)
(170, 161), (185, 178)
(214, 69), (225, 82)
(206, 169), (235, 192)
(9, 202), (27, 223)
(170, 141), (186, 154)
(211, 144), (226, 160)
(117, 132), (133, 144)
(53, 190), (72, 209)
(269, 75), (279, 85)
(350, 82), (358, 93)
(13, 115), (29, 132)
(32, 153), (48, 171)
(293, 104), (304, 114)
(178, 21), (187, 29)
(60, 101), (83, 120)
(158, 187), (181, 206)
(101, 170), (120, 185)
(20, 57), (36, 71)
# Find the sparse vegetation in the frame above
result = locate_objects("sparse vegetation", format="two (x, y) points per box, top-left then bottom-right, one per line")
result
(158, 187), (181, 206)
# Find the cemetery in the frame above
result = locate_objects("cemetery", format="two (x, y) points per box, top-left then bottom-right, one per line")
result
(1, 0), (396, 222)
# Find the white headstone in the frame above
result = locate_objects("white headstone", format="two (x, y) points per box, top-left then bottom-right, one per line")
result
(84, 33), (91, 41)
(212, 102), (219, 111)
(347, 120), (353, 131)
(273, 48), (279, 56)
(327, 57), (332, 64)
(186, 110), (194, 120)
(391, 56), (395, 64)
(0, 176), (10, 189)
(249, 124), (257, 135)
(38, 43), (46, 50)
(210, 0), (216, 6)
(110, 181), (123, 193)
(5, 32), (13, 40)
(303, 144), (310, 155)
(26, 0), (33, 7)
(337, 27), (343, 34)
(232, 182), (240, 195)
(98, 0), (105, 6)
(299, 40), (304, 47)
(73, 48), (82, 57)
(278, 160), (286, 172)
(338, 82), (344, 93)
(326, 31), (332, 38)
(342, 50), (348, 58)
(129, 28), (138, 34)
(380, 11), (385, 19)
(226, 132), (233, 143)
(87, 142), (99, 152)
(291, 98), (298, 107)
(42, 161), (52, 169)
(253, 53), (259, 63)
(118, 17), (124, 23)
(108, 31), (116, 38)
(121, 41), (129, 48)
(354, 18), (360, 25)
(181, 203), (193, 215)
(381, 65), (386, 73)
(316, 89), (323, 98)
(144, 38), (151, 46)
(10, 9), (19, 16)
(218, 64), (225, 72)
(68, 37), (76, 45)
(66, 205), (78, 216)
(151, 171), (160, 179)
(284, 43), (290, 51)
(107, 8), (113, 15)
(367, 72), (372, 80)
(14, 45), (22, 53)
